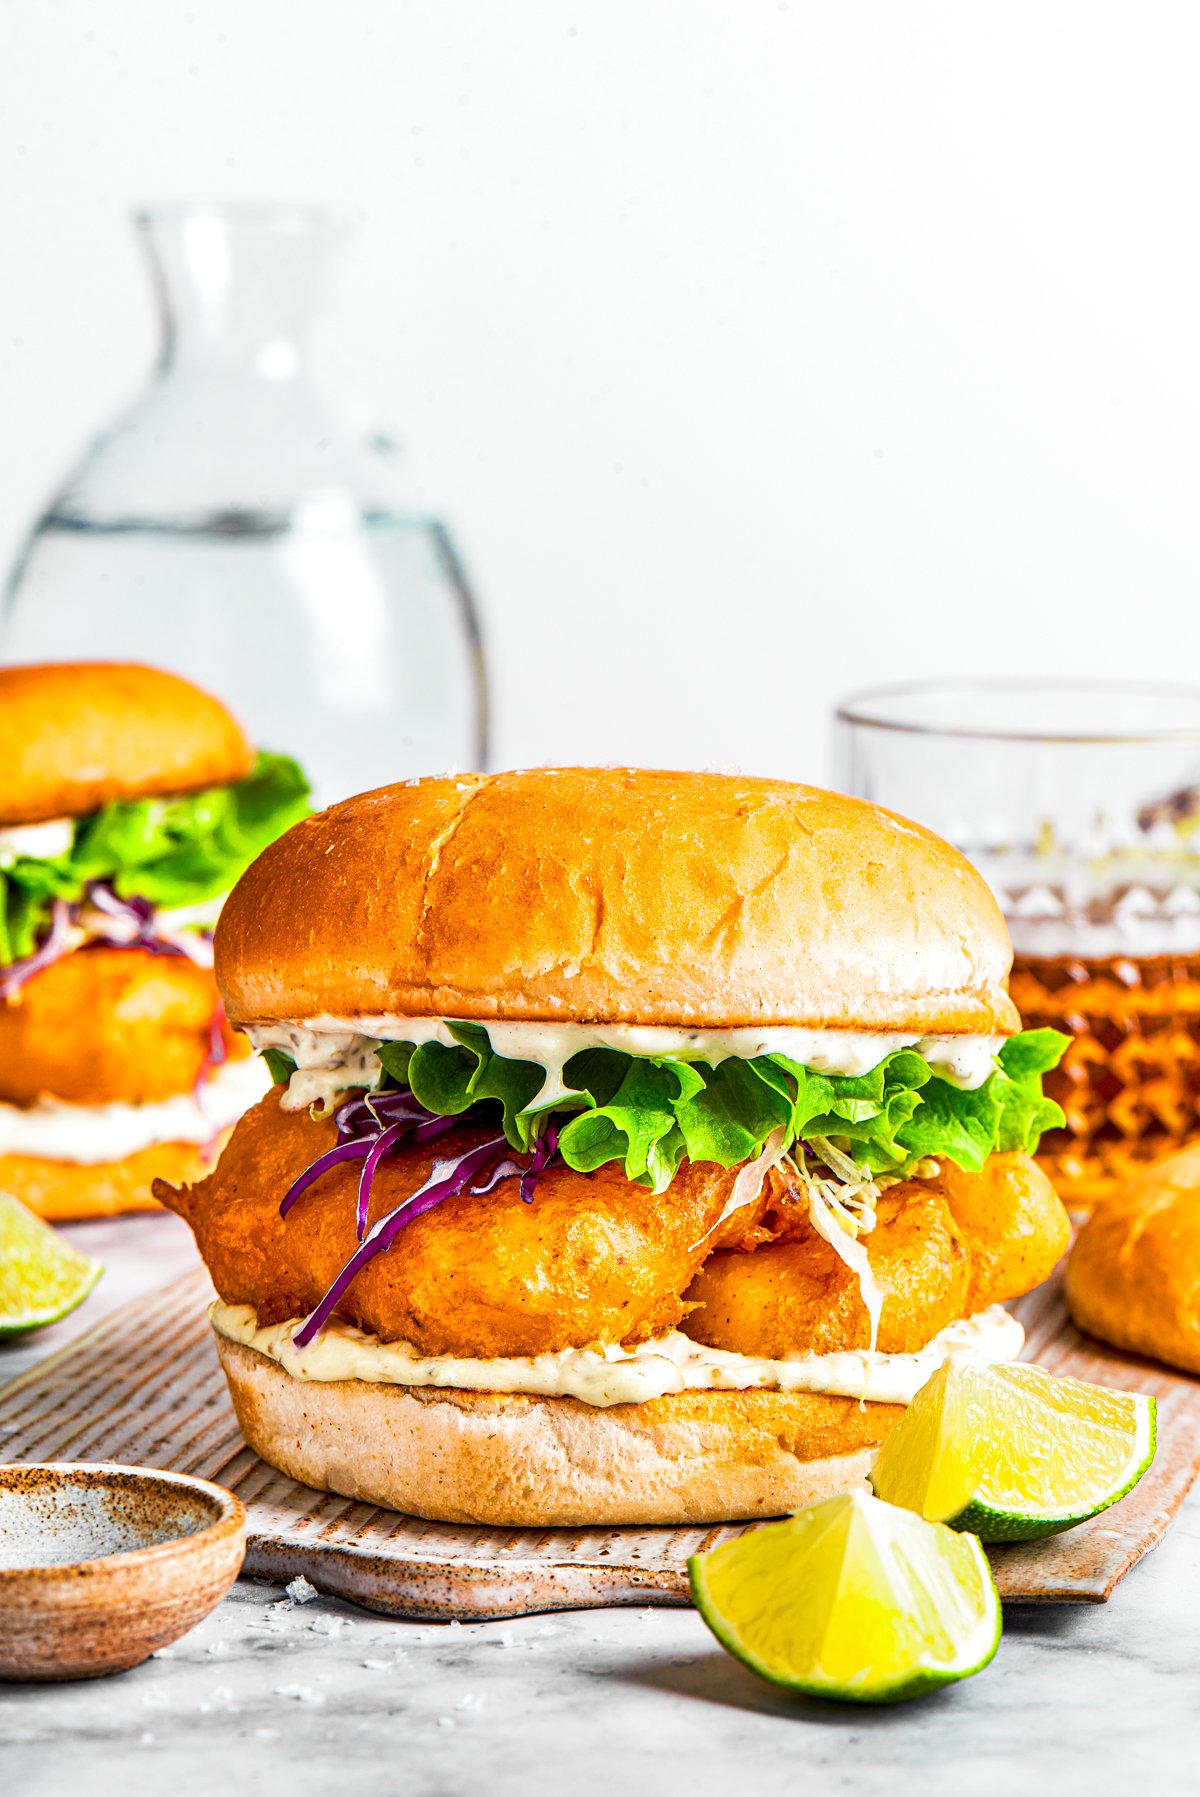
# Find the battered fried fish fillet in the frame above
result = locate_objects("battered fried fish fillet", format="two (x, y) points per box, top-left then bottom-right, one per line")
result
(0, 1137), (226, 1221)
(682, 1188), (969, 1357)
(681, 1153), (1069, 1358)
(0, 947), (246, 1107)
(158, 1093), (1070, 1363)
(929, 1153), (1071, 1311)
(155, 1091), (747, 1358)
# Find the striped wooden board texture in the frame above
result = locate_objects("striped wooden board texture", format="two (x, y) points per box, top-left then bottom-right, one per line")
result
(1, 1268), (1197, 1619)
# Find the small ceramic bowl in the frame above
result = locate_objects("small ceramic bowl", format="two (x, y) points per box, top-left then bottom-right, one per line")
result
(0, 1462), (246, 1681)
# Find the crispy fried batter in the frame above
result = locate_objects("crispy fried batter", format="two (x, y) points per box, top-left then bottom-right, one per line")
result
(158, 1093), (1071, 1362)
(682, 1188), (970, 1357)
(681, 1153), (1069, 1357)
(156, 1091), (741, 1357)
(0, 947), (246, 1106)
(930, 1151), (1070, 1310)
(0, 1136), (227, 1221)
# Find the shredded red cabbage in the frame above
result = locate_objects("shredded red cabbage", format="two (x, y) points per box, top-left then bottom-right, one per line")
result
(278, 1091), (460, 1233)
(281, 1100), (562, 1348)
(292, 1133), (513, 1348)
(84, 883), (215, 967)
(0, 881), (214, 999)
(518, 1122), (560, 1203)
(0, 899), (74, 1000)
(466, 1154), (524, 1196)
(88, 884), (154, 930)
(353, 1120), (416, 1237)
(194, 1000), (230, 1098)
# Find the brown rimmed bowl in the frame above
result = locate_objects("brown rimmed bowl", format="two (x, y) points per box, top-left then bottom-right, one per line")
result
(0, 1462), (246, 1681)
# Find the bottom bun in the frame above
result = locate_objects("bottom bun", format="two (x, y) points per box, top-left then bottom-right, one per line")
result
(216, 1332), (904, 1527)
(0, 1139), (226, 1222)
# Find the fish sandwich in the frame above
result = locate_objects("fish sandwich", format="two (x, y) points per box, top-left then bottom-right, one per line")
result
(160, 768), (1070, 1525)
(0, 662), (309, 1218)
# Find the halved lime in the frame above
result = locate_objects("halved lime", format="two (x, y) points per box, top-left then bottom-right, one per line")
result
(0, 1191), (103, 1338)
(689, 1489), (1000, 1705)
(869, 1357), (1156, 1542)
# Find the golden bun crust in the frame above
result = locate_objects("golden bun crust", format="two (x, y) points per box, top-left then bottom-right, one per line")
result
(0, 662), (253, 824)
(1066, 1143), (1200, 1374)
(218, 768), (1018, 1033)
(0, 1138), (226, 1221)
(216, 1332), (900, 1525)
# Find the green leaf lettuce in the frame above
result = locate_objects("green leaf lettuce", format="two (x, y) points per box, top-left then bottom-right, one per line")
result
(356, 1025), (1070, 1195)
(0, 750), (311, 966)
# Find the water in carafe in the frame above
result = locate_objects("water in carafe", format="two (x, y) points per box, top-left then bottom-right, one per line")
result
(1, 207), (489, 807)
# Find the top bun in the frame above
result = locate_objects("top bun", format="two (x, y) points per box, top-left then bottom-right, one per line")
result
(1066, 1143), (1200, 1375)
(217, 768), (1018, 1035)
(0, 663), (254, 825)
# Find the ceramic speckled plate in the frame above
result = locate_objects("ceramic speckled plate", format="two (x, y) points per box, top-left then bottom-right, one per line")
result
(0, 1270), (1196, 1620)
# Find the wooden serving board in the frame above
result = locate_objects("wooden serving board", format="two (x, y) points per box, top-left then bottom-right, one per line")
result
(1, 1270), (1197, 1619)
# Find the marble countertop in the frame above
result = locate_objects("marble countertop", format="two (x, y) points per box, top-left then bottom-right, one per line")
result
(2, 1215), (1198, 1796)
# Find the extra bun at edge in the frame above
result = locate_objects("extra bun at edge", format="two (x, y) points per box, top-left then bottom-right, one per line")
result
(1066, 1142), (1200, 1375)
(216, 1332), (904, 1527)
(0, 662), (254, 825)
(216, 767), (1019, 1034)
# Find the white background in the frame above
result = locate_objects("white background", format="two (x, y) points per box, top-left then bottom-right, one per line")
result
(2, 1), (1199, 782)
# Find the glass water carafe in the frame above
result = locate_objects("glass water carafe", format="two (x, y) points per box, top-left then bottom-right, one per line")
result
(1, 206), (489, 805)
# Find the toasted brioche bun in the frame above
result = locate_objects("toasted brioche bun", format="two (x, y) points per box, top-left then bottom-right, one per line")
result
(217, 768), (1018, 1034)
(1066, 1142), (1200, 1374)
(216, 1331), (901, 1525)
(0, 1137), (227, 1221)
(0, 662), (253, 825)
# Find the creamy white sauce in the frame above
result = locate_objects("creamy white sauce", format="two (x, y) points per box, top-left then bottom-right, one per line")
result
(211, 1299), (1023, 1410)
(70, 893), (224, 951)
(251, 1029), (386, 1111)
(0, 818), (76, 863)
(804, 1178), (886, 1361)
(0, 1054), (270, 1162)
(246, 1017), (1007, 1113)
(156, 896), (226, 934)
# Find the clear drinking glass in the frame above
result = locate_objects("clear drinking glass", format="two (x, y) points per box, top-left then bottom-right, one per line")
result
(835, 679), (1200, 1207)
(1, 206), (489, 806)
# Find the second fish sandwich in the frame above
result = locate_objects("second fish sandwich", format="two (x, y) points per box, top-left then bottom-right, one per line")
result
(0, 661), (309, 1218)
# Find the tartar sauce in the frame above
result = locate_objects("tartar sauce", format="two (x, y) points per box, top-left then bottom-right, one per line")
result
(211, 1300), (1024, 1410)
(0, 1055), (270, 1162)
(246, 1016), (1007, 1114)
(0, 818), (76, 864)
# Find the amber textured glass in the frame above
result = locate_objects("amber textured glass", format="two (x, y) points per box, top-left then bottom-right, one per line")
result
(835, 680), (1200, 1206)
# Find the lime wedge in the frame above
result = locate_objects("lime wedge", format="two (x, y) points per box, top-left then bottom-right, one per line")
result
(869, 1357), (1156, 1542)
(689, 1490), (1000, 1705)
(0, 1191), (103, 1338)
